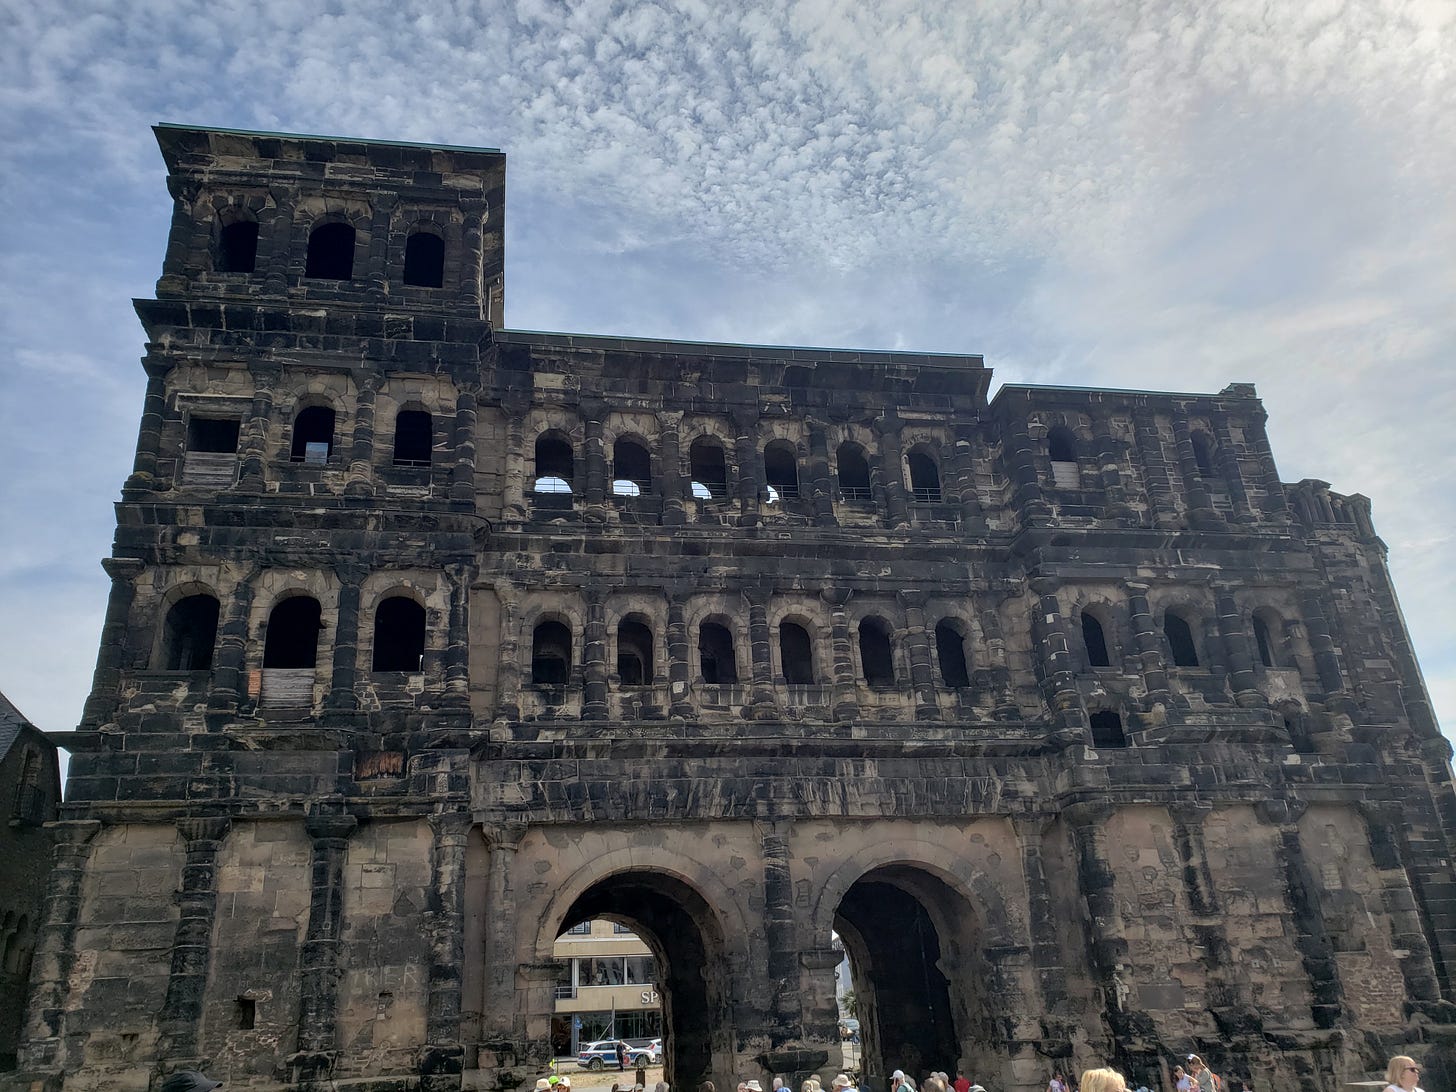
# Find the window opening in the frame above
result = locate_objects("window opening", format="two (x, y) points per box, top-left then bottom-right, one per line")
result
(373, 596), (426, 672)
(934, 620), (970, 687)
(617, 617), (654, 685)
(698, 622), (738, 684)
(1253, 613), (1278, 668)
(837, 443), (872, 502)
(564, 921), (592, 936)
(1164, 612), (1200, 667)
(290, 406), (336, 464)
(1048, 427), (1079, 488)
(858, 618), (896, 687)
(262, 597), (323, 669)
(1082, 612), (1111, 668)
(305, 222), (355, 280)
(236, 998), (257, 1030)
(187, 417), (240, 454)
(534, 434), (574, 493)
(1090, 710), (1127, 748)
(1191, 431), (1217, 477)
(907, 451), (942, 502)
(612, 438), (652, 497)
(393, 410), (432, 467)
(689, 438), (728, 500)
(403, 232), (444, 288)
(532, 621), (572, 686)
(780, 621), (815, 685)
(764, 441), (799, 500)
(161, 594), (220, 671)
(217, 220), (259, 274)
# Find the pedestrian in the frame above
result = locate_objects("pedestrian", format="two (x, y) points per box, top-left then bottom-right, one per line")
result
(655, 1083), (669, 1092)
(1185, 1056), (1219, 1092)
(1049, 1073), (1068, 1092)
(1383, 1056), (1424, 1092)
(617, 1041), (630, 1071)
(954, 1072), (971, 1092)
(1079, 1069), (1126, 1092)
(560, 1078), (571, 1091)
(774, 1079), (785, 1092)
(699, 1083), (715, 1092)
(534, 1082), (551, 1092)
(891, 1071), (914, 1092)
(834, 1074), (858, 1092)
(160, 1074), (222, 1092)
(1172, 1066), (1190, 1092)
(746, 1082), (764, 1092)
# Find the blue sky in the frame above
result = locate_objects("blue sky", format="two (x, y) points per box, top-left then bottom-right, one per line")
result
(1, 0), (1453, 753)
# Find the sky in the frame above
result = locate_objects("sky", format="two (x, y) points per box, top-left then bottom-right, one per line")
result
(0, 0), (1453, 761)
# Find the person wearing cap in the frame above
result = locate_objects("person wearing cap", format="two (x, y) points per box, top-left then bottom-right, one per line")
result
(534, 1081), (552, 1092)
(833, 1073), (857, 1092)
(549, 1077), (561, 1087)
(160, 1074), (222, 1092)
(746, 1082), (764, 1092)
(560, 1078), (572, 1090)
(891, 1070), (913, 1092)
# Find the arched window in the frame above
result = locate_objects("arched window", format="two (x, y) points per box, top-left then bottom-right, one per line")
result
(531, 621), (572, 686)
(764, 441), (799, 501)
(698, 621), (738, 684)
(393, 410), (432, 466)
(1252, 610), (1281, 669)
(1048, 427), (1079, 488)
(1081, 611), (1111, 668)
(372, 596), (426, 672)
(837, 443), (872, 502)
(217, 219), (259, 273)
(160, 594), (220, 671)
(779, 621), (815, 685)
(689, 438), (728, 500)
(305, 222), (355, 280)
(262, 597), (323, 669)
(534, 433), (574, 493)
(934, 619), (970, 688)
(1164, 610), (1200, 667)
(290, 406), (336, 463)
(1090, 710), (1127, 748)
(617, 616), (654, 685)
(3, 915), (29, 973)
(859, 618), (896, 687)
(1191, 431), (1217, 477)
(403, 231), (445, 288)
(907, 450), (941, 502)
(612, 438), (652, 497)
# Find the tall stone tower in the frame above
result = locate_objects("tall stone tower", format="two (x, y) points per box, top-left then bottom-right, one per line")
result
(12, 126), (1456, 1092)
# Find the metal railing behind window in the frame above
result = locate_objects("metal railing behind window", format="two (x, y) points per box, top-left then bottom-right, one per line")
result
(839, 486), (872, 503)
(912, 486), (942, 503)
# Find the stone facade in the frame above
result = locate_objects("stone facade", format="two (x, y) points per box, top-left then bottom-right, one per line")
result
(9, 125), (1456, 1092)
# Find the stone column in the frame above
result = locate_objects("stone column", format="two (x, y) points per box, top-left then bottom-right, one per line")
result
(261, 184), (296, 293)
(897, 590), (941, 722)
(1241, 406), (1291, 520)
(746, 584), (778, 719)
(872, 414), (910, 528)
(1013, 817), (1069, 1022)
(950, 425), (987, 529)
(759, 822), (800, 1042)
(208, 564), (262, 718)
(125, 355), (176, 492)
(1000, 406), (1051, 526)
(733, 409), (763, 528)
(582, 403), (608, 520)
(344, 373), (378, 497)
(364, 192), (396, 298)
(1131, 405), (1179, 528)
(494, 580), (522, 721)
(157, 178), (199, 294)
(806, 422), (837, 527)
(1125, 583), (1172, 715)
(81, 558), (144, 728)
(660, 411), (687, 527)
(582, 590), (609, 720)
(443, 563), (473, 708)
(1297, 589), (1346, 697)
(1359, 802), (1442, 1008)
(1211, 411), (1254, 521)
(157, 817), (232, 1066)
(978, 600), (1021, 720)
(1092, 412), (1136, 521)
(291, 809), (358, 1084)
(481, 824), (525, 1043)
(18, 819), (103, 1072)
(502, 397), (530, 523)
(421, 812), (473, 1090)
(449, 377), (480, 509)
(1028, 579), (1089, 740)
(1215, 586), (1263, 707)
(822, 588), (859, 722)
(1171, 415), (1220, 529)
(666, 594), (695, 719)
(238, 362), (282, 492)
(325, 566), (366, 713)
(459, 198), (486, 314)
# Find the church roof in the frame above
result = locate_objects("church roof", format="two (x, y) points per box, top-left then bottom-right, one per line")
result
(0, 688), (34, 761)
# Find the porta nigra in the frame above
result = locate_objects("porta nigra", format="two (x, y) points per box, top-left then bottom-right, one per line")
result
(10, 126), (1456, 1092)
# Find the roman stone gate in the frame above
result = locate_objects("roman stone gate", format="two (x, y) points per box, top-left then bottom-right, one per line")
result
(9, 126), (1456, 1092)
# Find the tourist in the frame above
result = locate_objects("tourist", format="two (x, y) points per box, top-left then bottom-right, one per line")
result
(699, 1083), (715, 1092)
(746, 1081), (764, 1092)
(655, 1082), (669, 1092)
(834, 1073), (858, 1092)
(1049, 1073), (1069, 1092)
(1383, 1056), (1424, 1092)
(1172, 1066), (1190, 1092)
(803, 1081), (817, 1092)
(954, 1071), (971, 1092)
(1078, 1069), (1126, 1092)
(160, 1074), (222, 1092)
(534, 1082), (551, 1092)
(560, 1078), (572, 1090)
(1185, 1056), (1219, 1092)
(891, 1070), (915, 1092)
(774, 1079), (785, 1092)
(617, 1041), (631, 1071)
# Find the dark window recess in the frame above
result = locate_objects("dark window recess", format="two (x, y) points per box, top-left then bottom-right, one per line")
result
(837, 443), (872, 500)
(217, 220), (259, 274)
(1082, 613), (1111, 668)
(935, 621), (970, 687)
(617, 618), (654, 685)
(393, 410), (433, 466)
(1090, 710), (1127, 748)
(1253, 614), (1278, 668)
(1048, 427), (1078, 462)
(859, 619), (896, 687)
(535, 434), (574, 493)
(262, 597), (323, 669)
(532, 621), (572, 686)
(907, 451), (942, 502)
(689, 439), (728, 500)
(764, 442), (799, 500)
(1191, 431), (1218, 477)
(187, 417), (240, 454)
(161, 594), (220, 671)
(236, 998), (257, 1031)
(373, 596), (426, 672)
(290, 406), (336, 463)
(613, 439), (652, 497)
(305, 222), (355, 280)
(1164, 613), (1200, 667)
(699, 622), (738, 684)
(780, 622), (815, 685)
(403, 232), (444, 288)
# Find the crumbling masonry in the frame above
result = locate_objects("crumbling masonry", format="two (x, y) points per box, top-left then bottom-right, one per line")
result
(11, 126), (1456, 1092)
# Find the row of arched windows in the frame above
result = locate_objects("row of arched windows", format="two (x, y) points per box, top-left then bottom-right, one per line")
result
(215, 219), (446, 288)
(1078, 604), (1292, 671)
(1046, 425), (1222, 481)
(186, 406), (435, 468)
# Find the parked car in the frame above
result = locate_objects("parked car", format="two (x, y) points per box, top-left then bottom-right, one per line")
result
(577, 1039), (660, 1070)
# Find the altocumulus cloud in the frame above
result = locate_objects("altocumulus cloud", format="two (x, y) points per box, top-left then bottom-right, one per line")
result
(0, 0), (1452, 746)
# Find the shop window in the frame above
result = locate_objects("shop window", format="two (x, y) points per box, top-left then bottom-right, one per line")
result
(780, 621), (815, 684)
(699, 621), (738, 684)
(935, 619), (970, 687)
(305, 222), (355, 280)
(160, 594), (220, 671)
(403, 232), (444, 288)
(262, 597), (323, 669)
(373, 596), (426, 672)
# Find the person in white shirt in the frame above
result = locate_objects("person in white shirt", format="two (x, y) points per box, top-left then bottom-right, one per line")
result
(1383, 1055), (1424, 1092)
(1173, 1066), (1191, 1092)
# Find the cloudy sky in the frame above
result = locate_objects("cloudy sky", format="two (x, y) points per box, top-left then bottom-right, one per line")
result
(1, 0), (1453, 758)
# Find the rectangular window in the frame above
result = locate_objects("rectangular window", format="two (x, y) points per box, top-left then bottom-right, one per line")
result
(565, 921), (592, 935)
(624, 956), (656, 985)
(187, 417), (241, 453)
